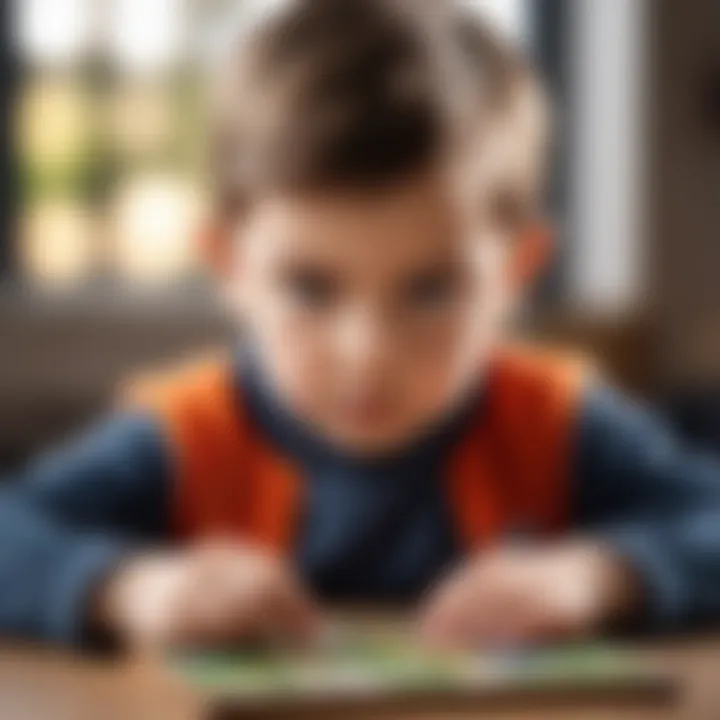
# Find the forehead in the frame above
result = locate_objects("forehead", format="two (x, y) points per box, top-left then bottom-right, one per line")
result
(240, 170), (472, 268)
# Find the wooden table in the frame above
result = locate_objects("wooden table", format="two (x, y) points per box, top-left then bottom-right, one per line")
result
(0, 635), (717, 720)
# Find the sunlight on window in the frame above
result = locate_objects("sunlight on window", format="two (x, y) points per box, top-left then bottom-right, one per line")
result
(21, 201), (97, 286)
(108, 0), (187, 75)
(467, 0), (530, 43)
(20, 80), (91, 167)
(110, 174), (203, 286)
(15, 0), (95, 66)
(109, 86), (174, 158)
(14, 0), (93, 65)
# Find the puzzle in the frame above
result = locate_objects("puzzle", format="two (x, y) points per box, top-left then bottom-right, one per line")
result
(172, 623), (675, 709)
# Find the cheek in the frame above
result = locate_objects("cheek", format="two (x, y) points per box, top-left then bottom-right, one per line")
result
(249, 321), (333, 424)
(250, 311), (332, 411)
(404, 322), (482, 413)
(225, 264), (332, 415)
(467, 237), (515, 350)
(403, 268), (510, 410)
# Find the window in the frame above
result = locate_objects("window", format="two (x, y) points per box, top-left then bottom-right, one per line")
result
(9, 0), (536, 292)
(0, 0), (15, 279)
(469, 0), (531, 44)
(14, 0), (207, 290)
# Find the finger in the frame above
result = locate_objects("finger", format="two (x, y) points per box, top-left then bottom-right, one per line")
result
(171, 573), (236, 648)
(463, 575), (550, 647)
(175, 550), (272, 647)
(421, 577), (477, 648)
(423, 563), (536, 649)
(259, 567), (319, 645)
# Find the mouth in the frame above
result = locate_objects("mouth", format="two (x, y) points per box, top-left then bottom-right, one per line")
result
(339, 394), (398, 427)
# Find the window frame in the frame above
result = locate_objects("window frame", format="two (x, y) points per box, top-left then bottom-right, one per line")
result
(530, 0), (571, 307)
(0, 0), (17, 281)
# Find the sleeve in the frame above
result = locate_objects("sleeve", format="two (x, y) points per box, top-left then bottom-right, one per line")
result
(0, 413), (172, 646)
(573, 384), (720, 629)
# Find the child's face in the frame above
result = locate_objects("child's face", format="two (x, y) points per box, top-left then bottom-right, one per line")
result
(230, 171), (518, 454)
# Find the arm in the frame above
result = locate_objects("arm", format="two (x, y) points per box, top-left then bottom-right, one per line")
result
(574, 384), (720, 628)
(0, 413), (171, 646)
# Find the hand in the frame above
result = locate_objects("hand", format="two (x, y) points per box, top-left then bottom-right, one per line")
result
(95, 540), (318, 650)
(420, 541), (640, 647)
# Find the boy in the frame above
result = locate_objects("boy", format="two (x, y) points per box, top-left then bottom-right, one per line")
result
(3, 0), (720, 650)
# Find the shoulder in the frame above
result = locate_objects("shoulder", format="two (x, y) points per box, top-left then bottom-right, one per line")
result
(576, 383), (679, 464)
(486, 343), (594, 419)
(118, 351), (237, 415)
(116, 350), (251, 456)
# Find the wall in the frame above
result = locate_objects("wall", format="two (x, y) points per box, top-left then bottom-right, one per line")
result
(651, 0), (720, 389)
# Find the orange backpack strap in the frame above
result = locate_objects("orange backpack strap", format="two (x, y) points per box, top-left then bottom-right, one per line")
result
(120, 355), (301, 551)
(448, 346), (590, 549)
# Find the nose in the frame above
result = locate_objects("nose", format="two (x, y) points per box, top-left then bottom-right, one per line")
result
(333, 305), (394, 376)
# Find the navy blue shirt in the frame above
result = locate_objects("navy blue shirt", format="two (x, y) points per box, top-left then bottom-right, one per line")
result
(2, 363), (720, 645)
(241, 359), (466, 601)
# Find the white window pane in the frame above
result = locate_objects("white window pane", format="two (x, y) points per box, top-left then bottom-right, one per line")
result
(569, 0), (647, 314)
(465, 0), (530, 43)
(22, 201), (97, 286)
(20, 80), (91, 166)
(108, 0), (187, 75)
(110, 174), (203, 285)
(16, 0), (94, 65)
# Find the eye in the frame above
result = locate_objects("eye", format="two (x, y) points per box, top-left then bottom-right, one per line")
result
(405, 270), (459, 311)
(283, 268), (339, 309)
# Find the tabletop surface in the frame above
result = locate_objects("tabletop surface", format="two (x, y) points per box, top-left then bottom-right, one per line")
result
(0, 632), (717, 720)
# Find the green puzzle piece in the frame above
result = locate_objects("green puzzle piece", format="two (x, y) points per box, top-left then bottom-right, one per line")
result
(172, 629), (653, 699)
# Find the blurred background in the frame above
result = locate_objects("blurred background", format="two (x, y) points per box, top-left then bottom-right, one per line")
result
(0, 0), (718, 467)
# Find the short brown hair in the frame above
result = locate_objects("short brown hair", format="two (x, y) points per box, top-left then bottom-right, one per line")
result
(210, 0), (548, 231)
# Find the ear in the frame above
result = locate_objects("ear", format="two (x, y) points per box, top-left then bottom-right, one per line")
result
(199, 220), (234, 278)
(510, 222), (555, 287)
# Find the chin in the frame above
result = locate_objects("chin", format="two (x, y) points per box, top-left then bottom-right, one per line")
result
(330, 422), (424, 457)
